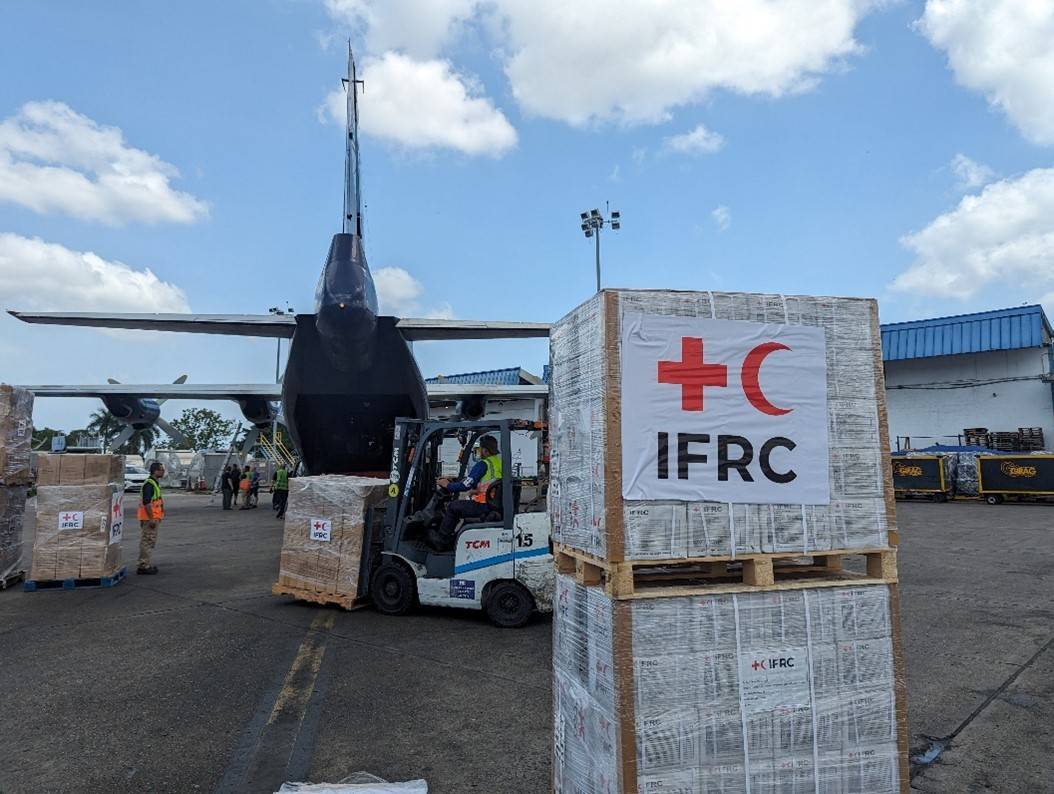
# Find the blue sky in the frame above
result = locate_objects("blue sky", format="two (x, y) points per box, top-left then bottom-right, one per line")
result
(2, 0), (1053, 430)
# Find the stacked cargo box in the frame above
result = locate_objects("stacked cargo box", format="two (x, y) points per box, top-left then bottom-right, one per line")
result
(0, 385), (33, 585)
(272, 475), (388, 608)
(29, 454), (125, 583)
(549, 290), (908, 793)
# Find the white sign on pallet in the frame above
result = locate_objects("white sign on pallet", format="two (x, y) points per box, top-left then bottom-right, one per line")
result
(109, 492), (124, 545)
(58, 511), (84, 530)
(310, 518), (332, 542)
(621, 313), (830, 504)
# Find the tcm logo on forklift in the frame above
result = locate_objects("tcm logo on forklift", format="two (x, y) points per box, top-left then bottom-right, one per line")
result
(464, 539), (491, 550)
(620, 314), (831, 505)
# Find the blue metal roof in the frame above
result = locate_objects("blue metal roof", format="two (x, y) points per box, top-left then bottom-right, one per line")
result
(881, 305), (1052, 361)
(426, 367), (540, 386)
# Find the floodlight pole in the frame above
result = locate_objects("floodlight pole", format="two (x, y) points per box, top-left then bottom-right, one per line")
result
(594, 225), (602, 293)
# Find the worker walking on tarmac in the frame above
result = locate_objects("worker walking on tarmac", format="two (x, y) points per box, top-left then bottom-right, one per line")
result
(272, 463), (289, 519)
(137, 461), (166, 575)
(432, 435), (502, 549)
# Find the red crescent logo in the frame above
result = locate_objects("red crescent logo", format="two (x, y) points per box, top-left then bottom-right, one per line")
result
(742, 342), (792, 416)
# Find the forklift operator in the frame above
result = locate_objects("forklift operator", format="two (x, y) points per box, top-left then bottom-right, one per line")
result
(432, 434), (502, 549)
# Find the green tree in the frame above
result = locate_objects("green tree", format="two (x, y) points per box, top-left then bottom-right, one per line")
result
(168, 408), (237, 450)
(32, 427), (62, 451)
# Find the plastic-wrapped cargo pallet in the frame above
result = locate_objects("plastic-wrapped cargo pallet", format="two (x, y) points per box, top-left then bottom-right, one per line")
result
(548, 290), (908, 792)
(549, 290), (896, 561)
(0, 385), (33, 486)
(273, 475), (388, 608)
(553, 574), (908, 793)
(30, 461), (125, 583)
(0, 486), (28, 584)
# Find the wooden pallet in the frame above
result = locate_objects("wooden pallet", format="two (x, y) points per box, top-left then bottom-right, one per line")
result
(554, 544), (897, 600)
(23, 565), (127, 592)
(0, 569), (25, 591)
(271, 580), (367, 611)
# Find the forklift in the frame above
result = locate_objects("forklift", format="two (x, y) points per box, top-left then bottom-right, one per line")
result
(360, 417), (553, 627)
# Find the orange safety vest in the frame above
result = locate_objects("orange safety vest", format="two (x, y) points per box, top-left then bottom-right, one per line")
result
(239, 477), (251, 492)
(137, 478), (165, 521)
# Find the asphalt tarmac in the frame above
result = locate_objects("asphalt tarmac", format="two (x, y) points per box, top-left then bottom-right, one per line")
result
(0, 492), (1051, 793)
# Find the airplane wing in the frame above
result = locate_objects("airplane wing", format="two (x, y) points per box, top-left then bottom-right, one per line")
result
(395, 318), (550, 340)
(7, 311), (297, 338)
(20, 384), (283, 399)
(7, 311), (549, 340)
(21, 382), (547, 401)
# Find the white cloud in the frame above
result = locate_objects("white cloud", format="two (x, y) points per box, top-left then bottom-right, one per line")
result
(0, 233), (190, 312)
(712, 205), (731, 231)
(0, 101), (208, 225)
(918, 1), (1054, 145)
(664, 124), (726, 155)
(497, 0), (878, 126)
(322, 52), (516, 156)
(326, 1), (880, 128)
(608, 164), (621, 182)
(891, 168), (1054, 299)
(950, 153), (995, 190)
(374, 265), (454, 319)
(324, 0), (476, 58)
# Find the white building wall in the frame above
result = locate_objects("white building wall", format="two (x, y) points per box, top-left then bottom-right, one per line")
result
(884, 347), (1054, 449)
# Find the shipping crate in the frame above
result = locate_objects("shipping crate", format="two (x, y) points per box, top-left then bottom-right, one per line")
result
(0, 485), (28, 586)
(552, 574), (910, 793)
(35, 453), (124, 486)
(30, 484), (124, 583)
(0, 385), (33, 486)
(272, 475), (388, 608)
(549, 290), (897, 563)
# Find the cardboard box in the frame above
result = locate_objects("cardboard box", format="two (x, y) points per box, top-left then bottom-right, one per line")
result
(274, 475), (388, 598)
(549, 290), (897, 562)
(0, 385), (33, 486)
(35, 453), (124, 486)
(0, 485), (27, 580)
(552, 575), (909, 793)
(30, 484), (124, 581)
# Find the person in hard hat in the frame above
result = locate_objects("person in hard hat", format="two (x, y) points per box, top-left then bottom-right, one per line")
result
(431, 434), (502, 549)
(137, 461), (166, 575)
(272, 463), (289, 519)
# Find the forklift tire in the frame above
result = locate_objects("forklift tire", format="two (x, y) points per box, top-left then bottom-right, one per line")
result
(484, 581), (534, 628)
(371, 561), (417, 615)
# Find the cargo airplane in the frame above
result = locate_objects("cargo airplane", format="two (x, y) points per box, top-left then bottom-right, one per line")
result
(10, 48), (549, 474)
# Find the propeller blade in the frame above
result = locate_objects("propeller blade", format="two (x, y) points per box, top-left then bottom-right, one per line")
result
(240, 427), (260, 454)
(111, 425), (135, 451)
(156, 418), (189, 448)
(107, 377), (121, 384)
(157, 374), (189, 405)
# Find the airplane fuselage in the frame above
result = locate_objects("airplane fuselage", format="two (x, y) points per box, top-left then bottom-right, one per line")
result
(282, 233), (428, 474)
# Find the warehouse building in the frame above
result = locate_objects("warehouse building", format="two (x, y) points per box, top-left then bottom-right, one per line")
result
(881, 305), (1054, 450)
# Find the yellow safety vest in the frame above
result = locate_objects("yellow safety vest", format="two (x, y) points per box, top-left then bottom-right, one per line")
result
(471, 454), (503, 504)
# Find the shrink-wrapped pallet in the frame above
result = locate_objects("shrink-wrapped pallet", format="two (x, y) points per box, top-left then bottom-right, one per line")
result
(31, 484), (124, 581)
(35, 453), (124, 486)
(549, 290), (896, 561)
(0, 385), (33, 485)
(0, 485), (28, 581)
(552, 574), (909, 793)
(274, 475), (388, 605)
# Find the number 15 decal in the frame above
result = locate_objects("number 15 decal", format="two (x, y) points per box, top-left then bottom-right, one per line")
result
(516, 532), (534, 548)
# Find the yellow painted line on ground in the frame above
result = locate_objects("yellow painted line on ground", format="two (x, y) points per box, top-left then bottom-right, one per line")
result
(267, 611), (335, 727)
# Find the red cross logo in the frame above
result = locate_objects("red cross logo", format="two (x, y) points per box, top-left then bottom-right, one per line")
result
(751, 660), (762, 671)
(63, 513), (72, 521)
(657, 337), (728, 411)
(112, 501), (121, 519)
(314, 521), (323, 530)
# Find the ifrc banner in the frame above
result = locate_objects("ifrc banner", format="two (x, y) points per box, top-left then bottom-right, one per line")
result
(309, 518), (332, 542)
(58, 511), (84, 530)
(621, 313), (830, 504)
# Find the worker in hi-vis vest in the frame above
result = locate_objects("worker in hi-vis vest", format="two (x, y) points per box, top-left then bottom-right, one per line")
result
(432, 434), (502, 549)
(136, 461), (166, 575)
(272, 463), (289, 520)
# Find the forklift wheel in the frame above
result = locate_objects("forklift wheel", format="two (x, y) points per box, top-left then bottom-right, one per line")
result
(371, 561), (417, 615)
(485, 581), (534, 628)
